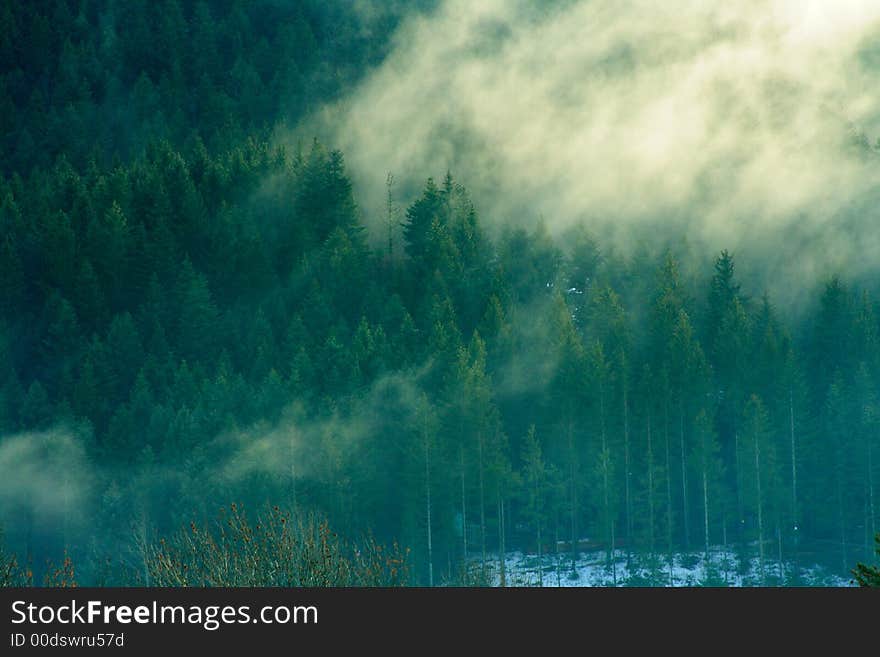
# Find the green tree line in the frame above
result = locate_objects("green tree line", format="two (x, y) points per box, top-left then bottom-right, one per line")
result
(0, 0), (877, 586)
(2, 138), (878, 583)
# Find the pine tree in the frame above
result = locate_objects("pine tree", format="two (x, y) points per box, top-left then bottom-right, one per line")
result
(491, 431), (513, 587)
(588, 341), (616, 581)
(86, 201), (130, 312)
(403, 178), (442, 266)
(385, 172), (399, 261)
(521, 425), (547, 585)
(38, 210), (77, 296)
(39, 292), (81, 397)
(457, 334), (502, 580)
(0, 235), (26, 316)
(691, 409), (725, 569)
(548, 292), (586, 570)
(0, 323), (23, 432)
(498, 220), (562, 304)
(106, 312), (144, 404)
(173, 259), (219, 365)
(21, 380), (53, 430)
(824, 377), (853, 574)
(705, 250), (740, 352)
(420, 395), (436, 586)
(853, 534), (880, 587)
(72, 259), (107, 333)
(742, 394), (779, 585)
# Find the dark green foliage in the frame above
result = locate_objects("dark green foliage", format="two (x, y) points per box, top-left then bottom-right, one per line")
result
(852, 534), (880, 588)
(1, 0), (877, 587)
(4, 122), (878, 583)
(853, 534), (880, 587)
(0, 0), (417, 176)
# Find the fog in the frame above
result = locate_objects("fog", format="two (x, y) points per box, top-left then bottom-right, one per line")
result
(0, 429), (92, 526)
(306, 0), (880, 301)
(0, 371), (430, 581)
(4, 0), (879, 586)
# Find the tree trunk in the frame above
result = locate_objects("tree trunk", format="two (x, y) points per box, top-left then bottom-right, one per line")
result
(868, 436), (876, 559)
(535, 472), (543, 586)
(498, 492), (506, 587)
(62, 471), (71, 551)
(664, 397), (674, 586)
(623, 385), (632, 556)
(554, 513), (561, 586)
(478, 430), (486, 581)
(385, 172), (396, 260)
(755, 430), (765, 586)
(722, 510), (729, 586)
(460, 444), (467, 562)
(699, 417), (711, 578)
(600, 385), (612, 576)
(568, 416), (577, 571)
(612, 520), (617, 585)
(836, 444), (847, 575)
(680, 400), (689, 550)
(702, 464), (710, 564)
(424, 412), (434, 587)
(138, 507), (151, 587)
(647, 413), (655, 556)
(289, 433), (297, 511)
(777, 523), (784, 582)
(735, 430), (744, 547)
(863, 431), (875, 563)
(789, 389), (798, 578)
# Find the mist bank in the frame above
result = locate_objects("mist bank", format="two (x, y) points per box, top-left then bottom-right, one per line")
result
(4, 149), (879, 584)
(0, 369), (432, 584)
(306, 0), (880, 303)
(4, 0), (880, 587)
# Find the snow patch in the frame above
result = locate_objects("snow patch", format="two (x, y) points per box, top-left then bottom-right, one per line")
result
(478, 547), (853, 587)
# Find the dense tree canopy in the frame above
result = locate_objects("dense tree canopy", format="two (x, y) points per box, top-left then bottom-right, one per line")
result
(0, 0), (878, 587)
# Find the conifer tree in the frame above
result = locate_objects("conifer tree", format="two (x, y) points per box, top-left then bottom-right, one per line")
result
(853, 534), (880, 587)
(521, 425), (547, 585)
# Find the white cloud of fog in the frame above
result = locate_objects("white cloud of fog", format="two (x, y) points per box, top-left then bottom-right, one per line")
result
(308, 0), (880, 300)
(216, 370), (427, 484)
(0, 429), (91, 524)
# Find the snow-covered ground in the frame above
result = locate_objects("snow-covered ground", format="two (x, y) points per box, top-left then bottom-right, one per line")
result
(478, 548), (853, 587)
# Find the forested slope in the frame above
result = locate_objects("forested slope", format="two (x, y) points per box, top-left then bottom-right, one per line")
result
(1, 0), (878, 586)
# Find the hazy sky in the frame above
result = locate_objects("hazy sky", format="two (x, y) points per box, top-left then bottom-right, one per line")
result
(304, 0), (880, 299)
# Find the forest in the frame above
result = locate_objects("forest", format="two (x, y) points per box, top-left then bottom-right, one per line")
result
(1, 0), (879, 587)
